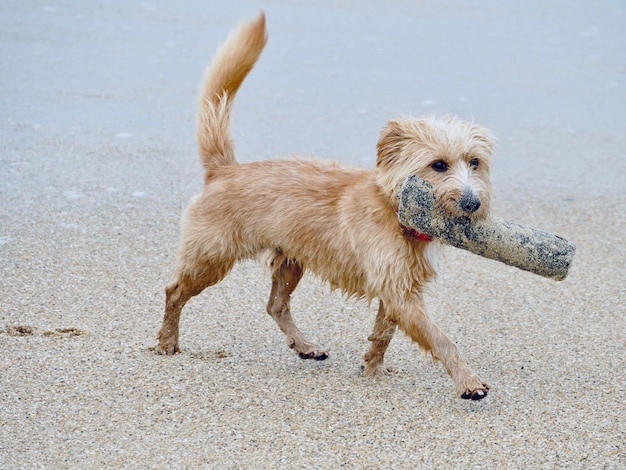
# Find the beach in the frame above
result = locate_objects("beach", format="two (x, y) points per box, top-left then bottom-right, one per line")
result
(1, 1), (624, 467)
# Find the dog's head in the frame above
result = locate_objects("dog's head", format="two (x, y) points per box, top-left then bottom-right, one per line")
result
(376, 116), (494, 219)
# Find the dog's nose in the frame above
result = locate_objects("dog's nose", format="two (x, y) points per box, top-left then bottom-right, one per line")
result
(459, 192), (481, 213)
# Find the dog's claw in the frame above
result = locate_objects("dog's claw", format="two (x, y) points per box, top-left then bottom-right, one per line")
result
(298, 351), (328, 360)
(461, 387), (489, 400)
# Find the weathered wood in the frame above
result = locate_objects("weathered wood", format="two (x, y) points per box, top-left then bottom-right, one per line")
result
(397, 176), (576, 281)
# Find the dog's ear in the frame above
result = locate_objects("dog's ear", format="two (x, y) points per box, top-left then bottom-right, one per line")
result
(470, 124), (495, 152)
(376, 120), (405, 168)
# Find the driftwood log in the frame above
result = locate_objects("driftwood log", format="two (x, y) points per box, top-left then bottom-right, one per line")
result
(397, 176), (576, 281)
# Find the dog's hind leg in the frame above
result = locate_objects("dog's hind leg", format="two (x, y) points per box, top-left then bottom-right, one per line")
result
(393, 295), (489, 400)
(363, 300), (397, 377)
(157, 257), (235, 355)
(267, 254), (328, 360)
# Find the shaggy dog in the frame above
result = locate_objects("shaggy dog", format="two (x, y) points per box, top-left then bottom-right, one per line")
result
(157, 13), (493, 400)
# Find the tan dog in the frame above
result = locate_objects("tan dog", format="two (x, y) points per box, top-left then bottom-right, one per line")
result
(157, 13), (494, 400)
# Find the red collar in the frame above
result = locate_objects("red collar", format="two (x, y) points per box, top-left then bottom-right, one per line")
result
(401, 225), (434, 242)
(394, 202), (433, 242)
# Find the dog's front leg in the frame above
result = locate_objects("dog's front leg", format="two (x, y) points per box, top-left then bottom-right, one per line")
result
(393, 295), (489, 400)
(363, 300), (397, 377)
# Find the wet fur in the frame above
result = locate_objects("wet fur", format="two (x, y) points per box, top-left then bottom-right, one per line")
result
(157, 13), (494, 400)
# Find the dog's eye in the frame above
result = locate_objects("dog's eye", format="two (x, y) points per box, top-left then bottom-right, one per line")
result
(469, 158), (480, 168)
(431, 160), (448, 172)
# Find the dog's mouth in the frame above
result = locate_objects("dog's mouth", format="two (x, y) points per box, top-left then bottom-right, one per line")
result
(396, 176), (491, 242)
(435, 189), (489, 220)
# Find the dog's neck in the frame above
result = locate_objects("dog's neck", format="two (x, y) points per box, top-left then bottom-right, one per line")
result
(401, 225), (434, 242)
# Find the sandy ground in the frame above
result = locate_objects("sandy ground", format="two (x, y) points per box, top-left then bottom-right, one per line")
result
(1, 1), (625, 468)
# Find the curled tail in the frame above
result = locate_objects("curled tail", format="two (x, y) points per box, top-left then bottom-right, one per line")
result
(197, 12), (267, 172)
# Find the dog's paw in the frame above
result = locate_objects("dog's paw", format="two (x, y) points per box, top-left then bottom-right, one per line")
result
(298, 350), (329, 361)
(289, 338), (328, 361)
(460, 383), (490, 400)
(156, 342), (180, 355)
(361, 363), (395, 378)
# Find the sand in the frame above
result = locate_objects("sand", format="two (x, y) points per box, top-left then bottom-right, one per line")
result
(1, 1), (624, 468)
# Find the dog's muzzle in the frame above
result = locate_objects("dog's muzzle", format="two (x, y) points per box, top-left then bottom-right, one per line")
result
(459, 191), (481, 214)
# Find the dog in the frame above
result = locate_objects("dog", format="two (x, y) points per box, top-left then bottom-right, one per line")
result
(157, 13), (493, 400)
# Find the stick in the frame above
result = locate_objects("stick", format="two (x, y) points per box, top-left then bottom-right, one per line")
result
(397, 176), (576, 281)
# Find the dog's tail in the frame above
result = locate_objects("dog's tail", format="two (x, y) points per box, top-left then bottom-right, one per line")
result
(197, 12), (267, 171)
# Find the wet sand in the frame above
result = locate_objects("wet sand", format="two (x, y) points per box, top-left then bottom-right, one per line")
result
(1, 1), (624, 467)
